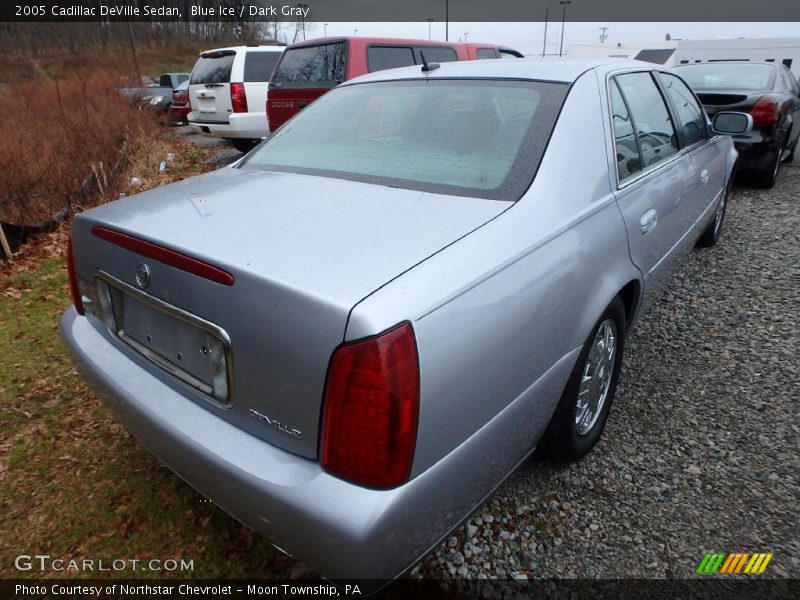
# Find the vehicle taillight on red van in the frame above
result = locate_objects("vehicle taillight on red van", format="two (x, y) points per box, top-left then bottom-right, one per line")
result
(320, 322), (420, 489)
(230, 82), (248, 113)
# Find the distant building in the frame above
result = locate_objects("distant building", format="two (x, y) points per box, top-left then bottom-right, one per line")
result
(568, 37), (800, 78)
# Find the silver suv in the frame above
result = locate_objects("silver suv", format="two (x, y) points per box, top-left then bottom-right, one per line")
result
(187, 45), (284, 152)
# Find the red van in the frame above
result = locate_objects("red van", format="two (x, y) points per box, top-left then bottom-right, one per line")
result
(267, 37), (521, 132)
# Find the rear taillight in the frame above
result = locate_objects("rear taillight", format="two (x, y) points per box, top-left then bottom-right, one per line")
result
(67, 233), (85, 315)
(230, 82), (248, 113)
(749, 95), (779, 125)
(320, 322), (420, 489)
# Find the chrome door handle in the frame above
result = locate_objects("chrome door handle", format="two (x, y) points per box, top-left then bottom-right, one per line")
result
(699, 169), (709, 185)
(640, 209), (658, 235)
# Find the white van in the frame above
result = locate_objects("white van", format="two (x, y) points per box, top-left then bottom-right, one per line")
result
(187, 46), (284, 152)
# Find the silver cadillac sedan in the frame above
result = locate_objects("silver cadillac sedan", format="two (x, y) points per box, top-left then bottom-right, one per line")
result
(60, 59), (749, 580)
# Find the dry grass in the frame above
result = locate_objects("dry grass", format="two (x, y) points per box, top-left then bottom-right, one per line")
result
(0, 70), (161, 226)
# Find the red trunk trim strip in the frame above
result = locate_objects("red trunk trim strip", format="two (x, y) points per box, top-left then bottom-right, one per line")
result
(92, 226), (234, 286)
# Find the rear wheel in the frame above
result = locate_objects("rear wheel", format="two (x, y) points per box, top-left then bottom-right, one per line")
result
(783, 138), (797, 163)
(231, 138), (259, 153)
(539, 297), (626, 463)
(753, 141), (783, 188)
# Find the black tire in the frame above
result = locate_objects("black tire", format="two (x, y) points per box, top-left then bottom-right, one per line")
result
(539, 297), (626, 463)
(696, 175), (731, 248)
(232, 138), (259, 153)
(783, 138), (797, 163)
(753, 144), (782, 189)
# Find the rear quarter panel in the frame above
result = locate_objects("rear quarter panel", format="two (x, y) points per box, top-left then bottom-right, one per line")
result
(346, 70), (641, 476)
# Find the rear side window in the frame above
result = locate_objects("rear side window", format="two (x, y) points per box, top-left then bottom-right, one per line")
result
(476, 48), (498, 59)
(190, 53), (235, 85)
(244, 52), (282, 82)
(413, 46), (458, 63)
(243, 79), (568, 201)
(659, 73), (707, 146)
(272, 42), (347, 85)
(615, 72), (678, 169)
(610, 79), (641, 180)
(367, 46), (416, 72)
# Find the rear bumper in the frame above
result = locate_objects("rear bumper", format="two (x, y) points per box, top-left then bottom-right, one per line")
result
(187, 111), (268, 140)
(59, 307), (575, 580)
(731, 126), (782, 170)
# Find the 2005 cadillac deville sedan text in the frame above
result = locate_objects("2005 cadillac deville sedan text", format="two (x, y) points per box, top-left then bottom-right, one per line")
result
(60, 59), (750, 580)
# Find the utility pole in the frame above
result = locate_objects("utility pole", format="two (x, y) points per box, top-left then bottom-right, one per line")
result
(427, 18), (434, 40)
(559, 0), (571, 57)
(324, 23), (328, 37)
(445, 0), (449, 41)
(599, 26), (609, 43)
(542, 8), (549, 57)
(297, 4), (308, 40)
(127, 21), (141, 82)
(464, 31), (469, 42)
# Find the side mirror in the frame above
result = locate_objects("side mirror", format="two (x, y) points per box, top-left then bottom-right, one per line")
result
(712, 112), (753, 135)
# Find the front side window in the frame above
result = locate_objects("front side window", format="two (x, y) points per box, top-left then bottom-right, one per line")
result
(615, 72), (678, 169)
(476, 48), (498, 59)
(242, 79), (568, 200)
(659, 73), (708, 146)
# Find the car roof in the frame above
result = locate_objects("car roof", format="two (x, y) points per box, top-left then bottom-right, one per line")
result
(199, 45), (285, 55)
(287, 36), (462, 48)
(344, 57), (653, 86)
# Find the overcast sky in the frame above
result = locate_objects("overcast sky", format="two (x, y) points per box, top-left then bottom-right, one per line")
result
(311, 22), (800, 54)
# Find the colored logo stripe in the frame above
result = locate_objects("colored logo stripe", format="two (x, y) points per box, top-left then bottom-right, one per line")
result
(745, 553), (773, 574)
(697, 553), (726, 574)
(698, 552), (773, 574)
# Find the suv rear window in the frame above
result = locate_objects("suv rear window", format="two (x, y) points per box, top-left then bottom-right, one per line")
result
(243, 79), (567, 201)
(244, 52), (282, 82)
(190, 52), (235, 85)
(272, 42), (347, 85)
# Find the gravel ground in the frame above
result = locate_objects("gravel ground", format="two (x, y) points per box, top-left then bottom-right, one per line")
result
(417, 161), (800, 580)
(182, 128), (798, 581)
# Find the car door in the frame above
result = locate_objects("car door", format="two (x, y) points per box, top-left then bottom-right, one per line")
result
(608, 71), (696, 303)
(657, 71), (727, 234)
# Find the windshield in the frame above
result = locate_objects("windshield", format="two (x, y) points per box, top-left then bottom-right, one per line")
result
(677, 63), (775, 91)
(242, 79), (567, 200)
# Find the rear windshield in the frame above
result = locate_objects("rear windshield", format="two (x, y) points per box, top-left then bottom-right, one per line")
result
(190, 53), (234, 85)
(271, 42), (347, 86)
(677, 63), (775, 91)
(242, 79), (568, 201)
(244, 51), (282, 82)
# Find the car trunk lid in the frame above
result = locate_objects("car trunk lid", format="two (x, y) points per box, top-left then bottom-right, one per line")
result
(71, 167), (507, 459)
